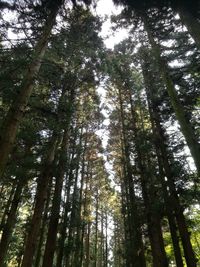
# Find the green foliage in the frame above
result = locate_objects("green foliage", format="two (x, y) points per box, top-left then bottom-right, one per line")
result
(0, 1), (199, 266)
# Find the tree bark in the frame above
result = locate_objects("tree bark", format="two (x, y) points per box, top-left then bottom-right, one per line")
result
(42, 92), (76, 266)
(0, 177), (24, 266)
(141, 52), (184, 267)
(21, 134), (59, 267)
(56, 160), (75, 267)
(0, 184), (16, 232)
(0, 2), (61, 179)
(73, 137), (87, 267)
(140, 53), (197, 266)
(42, 129), (69, 267)
(128, 87), (168, 267)
(56, 156), (75, 267)
(34, 179), (53, 267)
(141, 14), (200, 177)
(94, 190), (99, 267)
(118, 87), (147, 267)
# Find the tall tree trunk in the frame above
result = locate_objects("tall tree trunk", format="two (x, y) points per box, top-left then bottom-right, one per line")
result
(128, 87), (168, 267)
(21, 133), (59, 267)
(141, 14), (200, 177)
(140, 53), (197, 266)
(34, 179), (53, 267)
(0, 176), (25, 266)
(160, 167), (184, 267)
(119, 169), (132, 267)
(118, 87), (146, 267)
(0, 184), (16, 231)
(0, 140), (33, 266)
(85, 222), (91, 267)
(94, 190), (99, 267)
(64, 130), (82, 266)
(56, 165), (74, 267)
(0, 2), (61, 179)
(42, 87), (74, 267)
(105, 211), (108, 267)
(82, 163), (92, 267)
(100, 208), (104, 267)
(56, 130), (78, 267)
(141, 54), (184, 267)
(73, 137), (87, 267)
(42, 128), (70, 267)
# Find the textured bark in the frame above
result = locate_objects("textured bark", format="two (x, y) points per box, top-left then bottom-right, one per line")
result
(128, 88), (168, 267)
(0, 184), (15, 232)
(0, 178), (24, 265)
(42, 117), (78, 267)
(42, 130), (69, 267)
(155, 123), (196, 267)
(105, 211), (108, 267)
(21, 134), (58, 267)
(159, 128), (197, 267)
(34, 179), (53, 267)
(57, 166), (76, 267)
(141, 52), (197, 266)
(65, 140), (81, 266)
(141, 54), (184, 267)
(142, 14), (200, 177)
(85, 222), (91, 267)
(118, 87), (146, 267)
(0, 2), (61, 180)
(56, 164), (74, 267)
(94, 191), (99, 267)
(73, 138), (87, 267)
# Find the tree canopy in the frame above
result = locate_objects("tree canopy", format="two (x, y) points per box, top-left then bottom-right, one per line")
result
(0, 0), (199, 266)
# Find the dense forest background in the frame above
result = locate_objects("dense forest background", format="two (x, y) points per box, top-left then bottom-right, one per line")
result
(0, 0), (199, 266)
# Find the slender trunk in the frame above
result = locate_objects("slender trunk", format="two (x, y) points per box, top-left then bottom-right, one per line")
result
(56, 135), (77, 267)
(105, 211), (108, 267)
(34, 179), (53, 267)
(85, 222), (91, 267)
(42, 129), (69, 267)
(0, 184), (5, 210)
(0, 3), (61, 179)
(152, 124), (184, 267)
(94, 191), (99, 267)
(100, 209), (104, 267)
(21, 134), (59, 267)
(73, 137), (87, 267)
(129, 89), (168, 267)
(65, 175), (79, 266)
(64, 131), (82, 266)
(167, 211), (184, 267)
(82, 164), (92, 267)
(120, 175), (130, 267)
(157, 120), (197, 267)
(142, 14), (200, 177)
(56, 170), (74, 267)
(118, 87), (146, 267)
(141, 55), (184, 267)
(0, 184), (15, 231)
(80, 162), (90, 267)
(0, 177), (24, 265)
(141, 55), (197, 266)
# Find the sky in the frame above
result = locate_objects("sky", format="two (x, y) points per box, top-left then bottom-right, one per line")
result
(94, 0), (128, 49)
(93, 0), (126, 190)
(94, 0), (196, 173)
(93, 0), (125, 148)
(3, 0), (128, 49)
